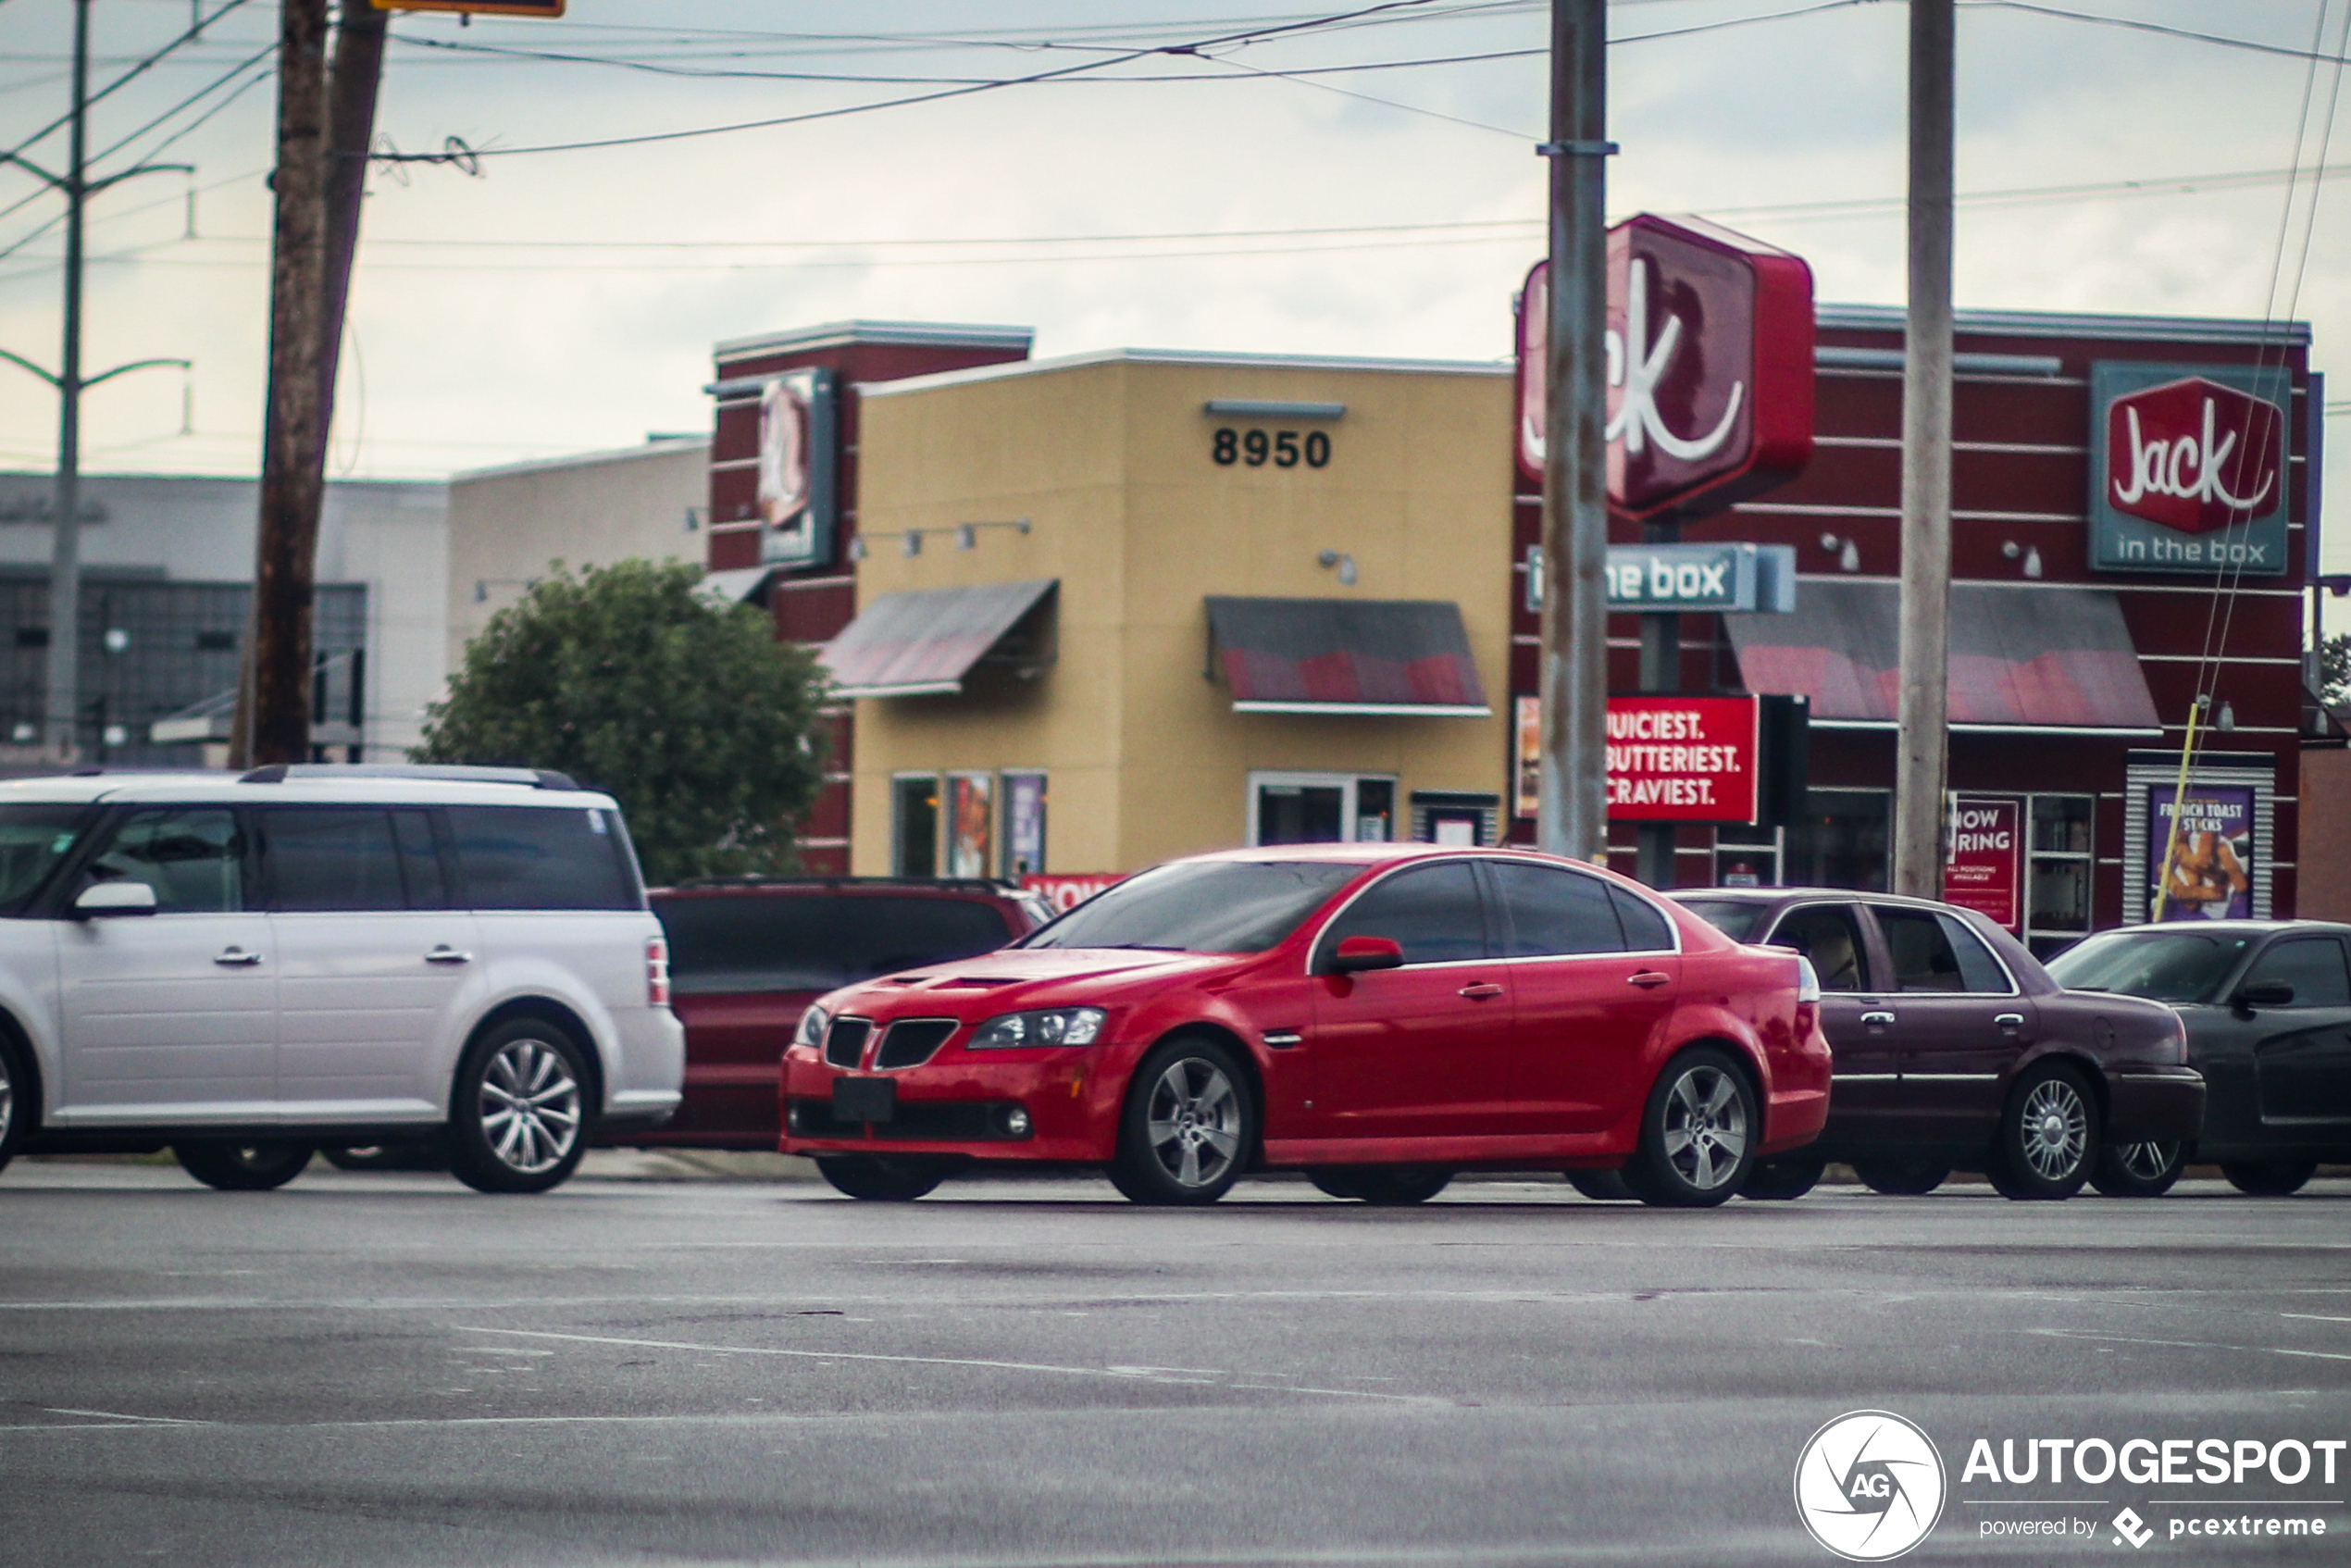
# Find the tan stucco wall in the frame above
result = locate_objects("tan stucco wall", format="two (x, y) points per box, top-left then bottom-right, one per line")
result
(850, 355), (1513, 875)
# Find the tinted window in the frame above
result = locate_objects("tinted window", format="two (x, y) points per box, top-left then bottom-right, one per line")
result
(1875, 906), (2009, 993)
(83, 807), (245, 914)
(265, 808), (404, 913)
(657, 893), (1013, 994)
(447, 804), (635, 912)
(1937, 914), (2012, 993)
(0, 804), (90, 914)
(393, 811), (449, 910)
(2243, 938), (2351, 1007)
(1673, 898), (1770, 942)
(1489, 862), (1623, 956)
(2045, 929), (2255, 1002)
(1767, 904), (1872, 992)
(1611, 885), (1674, 952)
(1021, 860), (1360, 953)
(1319, 862), (1490, 966)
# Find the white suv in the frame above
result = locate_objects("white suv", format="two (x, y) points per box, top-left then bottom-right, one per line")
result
(0, 765), (683, 1194)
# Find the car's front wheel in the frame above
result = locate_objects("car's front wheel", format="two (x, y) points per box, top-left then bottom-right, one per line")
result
(816, 1156), (949, 1201)
(448, 1018), (590, 1194)
(1315, 1166), (1453, 1205)
(1987, 1063), (2099, 1201)
(1851, 1158), (1951, 1196)
(1110, 1037), (1254, 1205)
(173, 1140), (313, 1191)
(1740, 1153), (1825, 1201)
(2091, 1140), (2184, 1198)
(1623, 1047), (1758, 1209)
(2220, 1159), (2318, 1197)
(1566, 1169), (1636, 1201)
(0, 1031), (28, 1176)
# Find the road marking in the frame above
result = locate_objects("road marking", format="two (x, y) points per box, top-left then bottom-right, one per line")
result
(39, 1408), (207, 1425)
(2031, 1328), (2351, 1363)
(2280, 1313), (2351, 1325)
(454, 1325), (1446, 1404)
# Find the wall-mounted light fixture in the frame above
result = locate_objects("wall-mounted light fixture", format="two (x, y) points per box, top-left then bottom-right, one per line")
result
(849, 517), (1030, 563)
(1819, 532), (1860, 573)
(2000, 541), (2045, 579)
(1317, 548), (1358, 587)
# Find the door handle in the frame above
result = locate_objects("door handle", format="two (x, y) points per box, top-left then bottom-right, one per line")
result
(1457, 982), (1505, 1001)
(1995, 1013), (2024, 1031)
(214, 947), (263, 967)
(1861, 1010), (1897, 1027)
(425, 946), (473, 965)
(1626, 971), (1672, 989)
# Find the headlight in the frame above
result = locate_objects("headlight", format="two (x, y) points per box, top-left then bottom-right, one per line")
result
(969, 1007), (1107, 1051)
(794, 1004), (829, 1049)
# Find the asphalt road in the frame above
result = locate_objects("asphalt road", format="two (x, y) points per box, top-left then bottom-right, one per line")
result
(2, 1158), (2346, 1568)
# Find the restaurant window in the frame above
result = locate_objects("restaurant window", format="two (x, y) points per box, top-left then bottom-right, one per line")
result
(1783, 789), (1889, 891)
(891, 774), (939, 877)
(1714, 822), (1781, 888)
(1001, 771), (1047, 877)
(1247, 772), (1396, 847)
(2024, 793), (2094, 958)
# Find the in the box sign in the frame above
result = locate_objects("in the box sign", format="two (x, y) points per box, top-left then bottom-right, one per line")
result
(2088, 361), (2293, 576)
(1605, 695), (1760, 824)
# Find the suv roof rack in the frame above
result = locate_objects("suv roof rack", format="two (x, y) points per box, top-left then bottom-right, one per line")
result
(239, 763), (581, 790)
(665, 874), (1018, 894)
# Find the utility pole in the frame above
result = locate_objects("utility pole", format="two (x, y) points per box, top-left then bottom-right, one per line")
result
(1537, 0), (1611, 864)
(1894, 0), (1955, 898)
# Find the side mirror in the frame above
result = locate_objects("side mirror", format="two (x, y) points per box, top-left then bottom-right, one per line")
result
(74, 881), (157, 918)
(2233, 979), (2295, 1011)
(1325, 935), (1405, 976)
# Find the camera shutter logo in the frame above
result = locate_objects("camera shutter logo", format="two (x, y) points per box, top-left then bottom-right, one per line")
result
(1794, 1411), (1947, 1561)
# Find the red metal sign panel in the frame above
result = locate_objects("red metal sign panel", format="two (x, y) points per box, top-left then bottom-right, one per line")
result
(2104, 375), (2285, 534)
(1516, 215), (1816, 520)
(1605, 695), (1760, 823)
(1944, 797), (2022, 933)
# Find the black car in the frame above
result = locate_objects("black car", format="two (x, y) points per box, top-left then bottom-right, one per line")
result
(1671, 889), (2204, 1201)
(2046, 920), (2351, 1196)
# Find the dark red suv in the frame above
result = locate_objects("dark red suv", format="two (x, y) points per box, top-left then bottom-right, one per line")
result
(603, 878), (1047, 1151)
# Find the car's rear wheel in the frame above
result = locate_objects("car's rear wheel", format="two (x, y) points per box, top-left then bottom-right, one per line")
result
(1987, 1063), (2099, 1201)
(1739, 1153), (1826, 1201)
(1566, 1169), (1636, 1201)
(1308, 1169), (1362, 1201)
(1110, 1037), (1254, 1205)
(173, 1140), (313, 1191)
(1623, 1047), (1757, 1209)
(1851, 1158), (1951, 1196)
(2091, 1140), (2184, 1198)
(815, 1155), (949, 1201)
(322, 1141), (444, 1173)
(0, 1031), (27, 1176)
(2220, 1159), (2319, 1197)
(1325, 1167), (1453, 1206)
(448, 1019), (590, 1195)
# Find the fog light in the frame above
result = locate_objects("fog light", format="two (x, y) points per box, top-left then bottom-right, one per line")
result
(1003, 1105), (1032, 1138)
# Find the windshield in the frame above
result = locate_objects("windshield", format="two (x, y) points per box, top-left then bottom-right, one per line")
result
(2044, 928), (2255, 1002)
(1671, 898), (1772, 942)
(1018, 859), (1364, 953)
(0, 803), (93, 915)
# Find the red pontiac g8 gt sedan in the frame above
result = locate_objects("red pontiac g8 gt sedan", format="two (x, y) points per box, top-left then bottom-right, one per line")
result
(780, 844), (1833, 1207)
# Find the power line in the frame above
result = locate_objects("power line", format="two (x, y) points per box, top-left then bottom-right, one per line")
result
(0, 0), (251, 174)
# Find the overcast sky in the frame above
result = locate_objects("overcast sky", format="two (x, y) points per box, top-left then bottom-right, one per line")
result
(2, 1), (2348, 566)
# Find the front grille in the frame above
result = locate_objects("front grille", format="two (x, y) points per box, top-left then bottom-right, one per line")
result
(874, 1018), (959, 1069)
(823, 1017), (873, 1069)
(788, 1098), (1031, 1141)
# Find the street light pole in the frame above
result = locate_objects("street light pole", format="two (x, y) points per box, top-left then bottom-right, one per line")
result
(42, 0), (91, 763)
(1537, 0), (1611, 864)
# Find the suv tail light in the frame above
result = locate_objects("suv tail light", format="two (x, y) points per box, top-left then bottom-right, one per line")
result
(646, 935), (671, 1007)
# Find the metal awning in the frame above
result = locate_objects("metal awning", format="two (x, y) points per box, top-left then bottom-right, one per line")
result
(820, 579), (1057, 699)
(694, 566), (781, 607)
(1203, 596), (1489, 717)
(1723, 579), (2162, 735)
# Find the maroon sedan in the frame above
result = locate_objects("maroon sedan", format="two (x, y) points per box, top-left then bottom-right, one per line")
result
(1671, 889), (2205, 1201)
(780, 844), (1833, 1206)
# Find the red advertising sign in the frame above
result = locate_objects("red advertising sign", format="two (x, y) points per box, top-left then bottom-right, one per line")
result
(1944, 797), (2021, 932)
(1021, 873), (1125, 914)
(2105, 376), (2285, 534)
(1605, 695), (1760, 823)
(1517, 214), (1816, 520)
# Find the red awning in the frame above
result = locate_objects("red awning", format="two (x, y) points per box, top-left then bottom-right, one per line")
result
(1204, 596), (1489, 716)
(820, 579), (1056, 699)
(1723, 579), (2162, 734)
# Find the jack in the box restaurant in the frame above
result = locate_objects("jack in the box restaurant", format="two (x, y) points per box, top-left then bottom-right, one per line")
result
(702, 219), (2330, 952)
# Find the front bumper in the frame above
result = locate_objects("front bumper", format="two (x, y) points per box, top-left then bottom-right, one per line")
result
(2105, 1065), (2207, 1144)
(777, 1045), (1116, 1162)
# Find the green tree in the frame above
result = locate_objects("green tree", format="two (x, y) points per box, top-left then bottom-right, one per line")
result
(417, 559), (830, 886)
(2322, 631), (2351, 707)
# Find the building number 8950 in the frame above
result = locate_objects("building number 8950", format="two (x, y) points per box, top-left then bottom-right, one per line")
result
(1213, 428), (1332, 468)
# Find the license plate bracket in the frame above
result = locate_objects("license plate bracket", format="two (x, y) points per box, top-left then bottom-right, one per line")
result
(832, 1076), (897, 1124)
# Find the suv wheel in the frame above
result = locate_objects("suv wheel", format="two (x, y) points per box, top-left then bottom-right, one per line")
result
(1624, 1048), (1757, 1209)
(174, 1140), (313, 1191)
(1987, 1063), (2098, 1201)
(0, 1032), (27, 1176)
(1110, 1038), (1254, 1205)
(2220, 1159), (2318, 1197)
(2091, 1140), (2185, 1198)
(1566, 1169), (1636, 1201)
(449, 1019), (590, 1194)
(1739, 1153), (1825, 1201)
(1851, 1158), (1950, 1196)
(816, 1156), (949, 1201)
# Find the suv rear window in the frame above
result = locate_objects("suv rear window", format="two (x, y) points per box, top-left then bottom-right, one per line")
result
(655, 892), (1014, 995)
(447, 804), (639, 911)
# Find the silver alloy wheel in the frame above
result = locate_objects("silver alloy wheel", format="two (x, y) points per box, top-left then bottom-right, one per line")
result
(478, 1036), (581, 1176)
(1661, 1065), (1748, 1191)
(2019, 1078), (2089, 1181)
(2112, 1140), (2177, 1182)
(1143, 1056), (1241, 1189)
